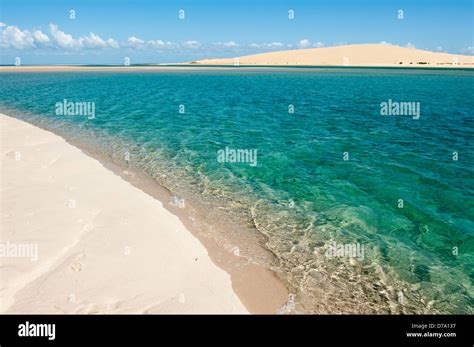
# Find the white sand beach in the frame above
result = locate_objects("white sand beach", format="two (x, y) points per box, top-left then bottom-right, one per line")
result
(0, 114), (254, 313)
(195, 44), (474, 67)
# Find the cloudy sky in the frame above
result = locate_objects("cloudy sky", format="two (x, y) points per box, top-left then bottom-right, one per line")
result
(1, 0), (473, 64)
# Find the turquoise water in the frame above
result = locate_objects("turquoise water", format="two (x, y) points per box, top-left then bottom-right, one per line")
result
(1, 68), (473, 313)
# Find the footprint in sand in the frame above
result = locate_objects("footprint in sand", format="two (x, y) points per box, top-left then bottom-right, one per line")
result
(70, 262), (82, 273)
(69, 253), (85, 273)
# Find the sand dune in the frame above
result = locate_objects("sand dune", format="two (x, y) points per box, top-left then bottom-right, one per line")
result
(194, 44), (474, 67)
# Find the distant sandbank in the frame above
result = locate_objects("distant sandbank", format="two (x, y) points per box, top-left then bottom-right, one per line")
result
(193, 44), (474, 68)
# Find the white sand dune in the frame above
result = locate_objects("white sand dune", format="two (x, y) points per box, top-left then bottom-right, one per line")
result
(0, 114), (248, 313)
(194, 43), (474, 67)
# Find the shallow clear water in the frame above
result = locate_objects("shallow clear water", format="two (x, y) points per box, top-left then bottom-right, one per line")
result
(1, 68), (473, 313)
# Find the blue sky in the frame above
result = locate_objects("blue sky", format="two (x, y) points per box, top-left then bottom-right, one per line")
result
(1, 0), (473, 64)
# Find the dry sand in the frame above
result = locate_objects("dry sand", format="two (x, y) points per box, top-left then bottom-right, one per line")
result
(195, 44), (474, 67)
(0, 114), (287, 313)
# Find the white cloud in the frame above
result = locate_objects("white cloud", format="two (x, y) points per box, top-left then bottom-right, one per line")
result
(182, 40), (201, 49)
(379, 41), (390, 45)
(32, 30), (50, 45)
(47, 24), (118, 50)
(148, 39), (165, 47)
(49, 24), (81, 49)
(298, 39), (311, 48)
(147, 39), (175, 49)
(222, 41), (238, 48)
(81, 32), (107, 49)
(107, 38), (119, 49)
(0, 22), (6, 28)
(248, 42), (284, 50)
(125, 36), (145, 49)
(210, 41), (239, 49)
(267, 42), (284, 48)
(313, 41), (325, 48)
(405, 42), (416, 49)
(0, 25), (35, 49)
(127, 36), (144, 45)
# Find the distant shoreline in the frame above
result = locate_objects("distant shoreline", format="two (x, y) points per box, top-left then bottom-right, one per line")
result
(1, 64), (473, 73)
